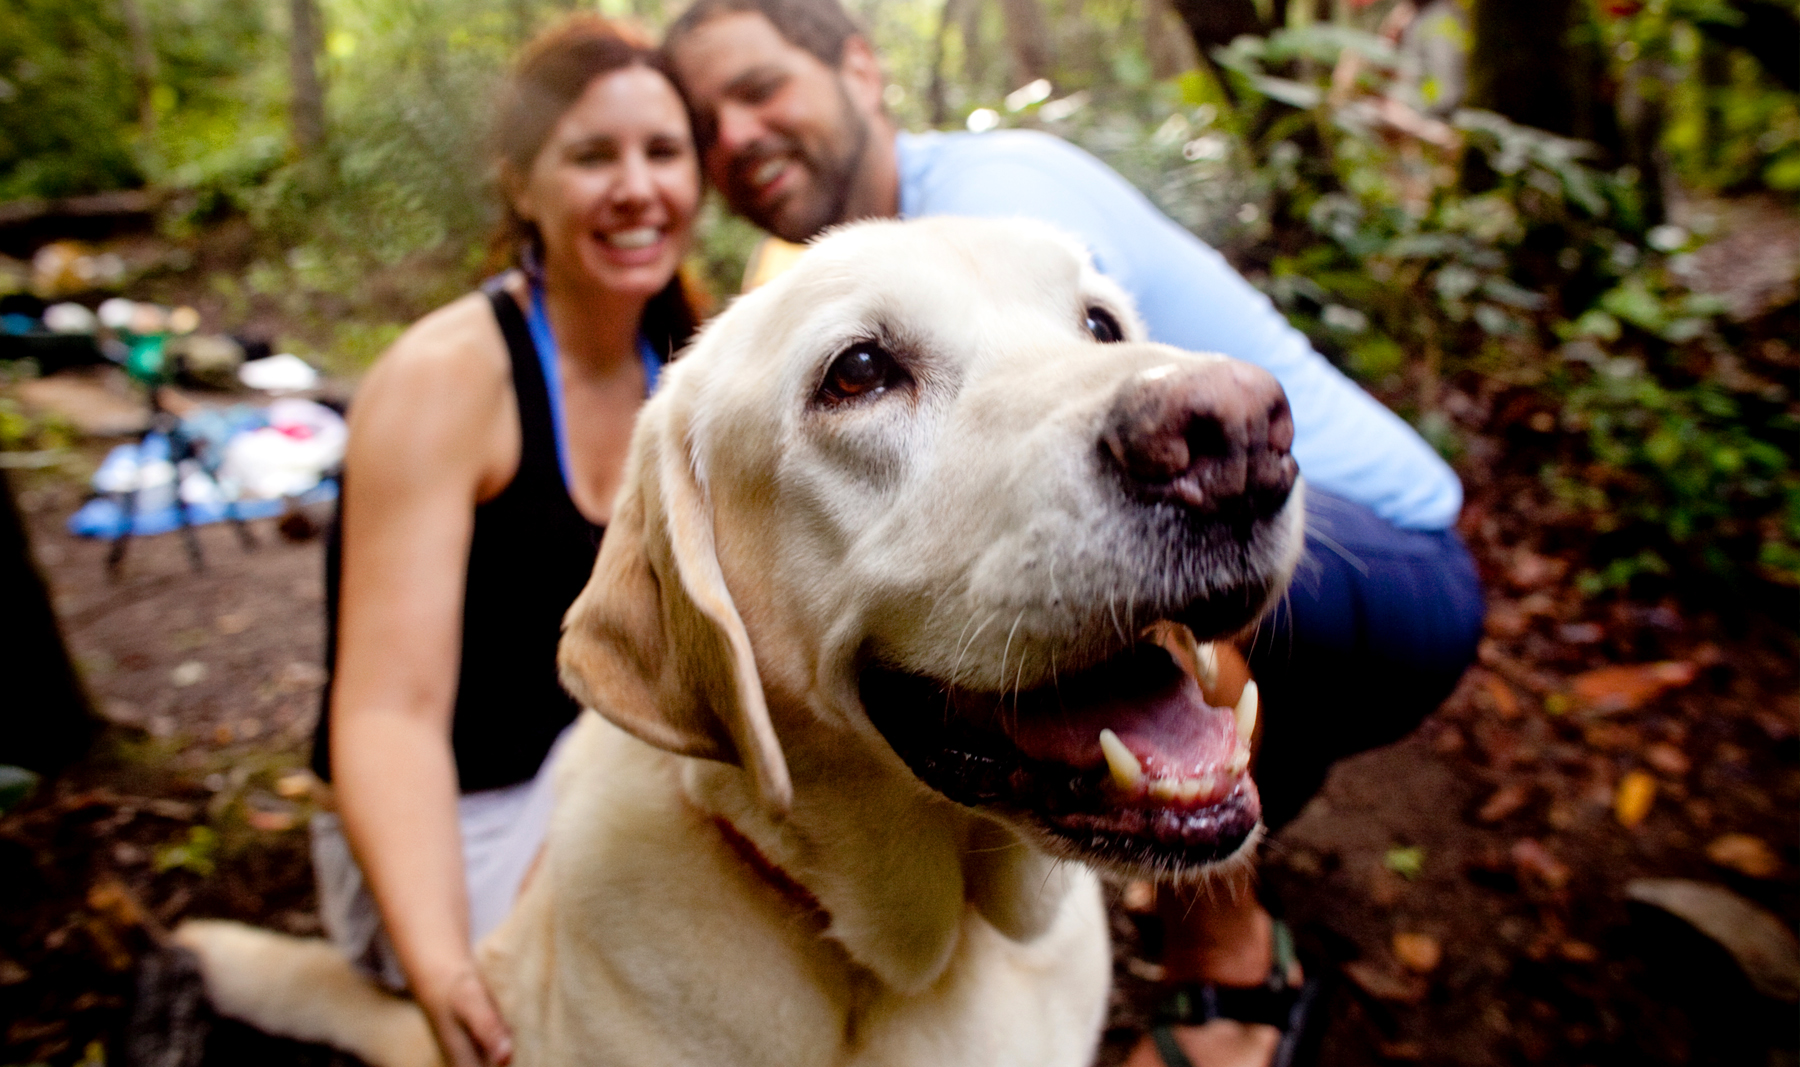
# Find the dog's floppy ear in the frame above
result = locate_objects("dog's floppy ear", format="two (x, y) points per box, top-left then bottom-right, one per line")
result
(559, 395), (793, 812)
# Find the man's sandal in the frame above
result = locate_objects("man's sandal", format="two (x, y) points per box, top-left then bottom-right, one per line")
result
(1145, 920), (1326, 1067)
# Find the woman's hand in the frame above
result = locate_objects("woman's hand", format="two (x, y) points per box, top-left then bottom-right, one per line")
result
(416, 956), (514, 1067)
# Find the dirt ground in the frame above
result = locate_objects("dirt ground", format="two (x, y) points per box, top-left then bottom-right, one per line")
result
(3, 418), (1798, 1066)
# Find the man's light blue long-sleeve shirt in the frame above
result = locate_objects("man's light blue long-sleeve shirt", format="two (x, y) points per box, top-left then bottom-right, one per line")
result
(896, 128), (1462, 531)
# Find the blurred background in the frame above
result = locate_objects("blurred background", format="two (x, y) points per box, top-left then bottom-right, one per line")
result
(0, 1), (1795, 1065)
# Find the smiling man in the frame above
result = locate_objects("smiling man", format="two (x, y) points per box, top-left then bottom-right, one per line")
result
(664, 3), (1485, 1064)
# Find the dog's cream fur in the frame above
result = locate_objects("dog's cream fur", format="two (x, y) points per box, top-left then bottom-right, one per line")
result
(177, 217), (1304, 1067)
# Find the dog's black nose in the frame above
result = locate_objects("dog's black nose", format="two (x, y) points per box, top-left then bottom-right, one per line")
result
(1101, 360), (1297, 517)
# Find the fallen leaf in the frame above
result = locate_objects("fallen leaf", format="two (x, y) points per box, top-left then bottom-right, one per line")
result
(1511, 839), (1572, 890)
(86, 879), (149, 931)
(1483, 674), (1521, 719)
(1558, 940), (1600, 963)
(1583, 722), (1641, 751)
(1508, 550), (1566, 591)
(1627, 879), (1800, 1001)
(274, 772), (315, 799)
(1615, 770), (1657, 827)
(1706, 833), (1781, 879)
(246, 809), (297, 832)
(1644, 742), (1691, 776)
(1568, 661), (1696, 714)
(1383, 845), (1426, 881)
(1343, 959), (1428, 1003)
(1477, 782), (1533, 823)
(1485, 601), (1528, 638)
(1392, 932), (1442, 973)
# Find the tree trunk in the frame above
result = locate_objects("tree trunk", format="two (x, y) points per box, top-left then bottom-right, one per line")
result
(288, 0), (327, 157)
(995, 0), (1054, 87)
(1167, 0), (1270, 57)
(118, 0), (158, 134)
(1144, 0), (1200, 79)
(1466, 0), (1615, 146)
(1694, 1), (1800, 92)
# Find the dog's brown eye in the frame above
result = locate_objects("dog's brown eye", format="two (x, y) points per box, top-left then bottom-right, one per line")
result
(1086, 306), (1124, 343)
(820, 342), (907, 403)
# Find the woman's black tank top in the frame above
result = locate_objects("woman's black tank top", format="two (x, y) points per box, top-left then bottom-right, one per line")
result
(311, 282), (604, 792)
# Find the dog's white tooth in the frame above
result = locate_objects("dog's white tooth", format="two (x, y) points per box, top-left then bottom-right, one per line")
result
(1195, 641), (1220, 693)
(1227, 746), (1251, 775)
(1234, 681), (1259, 745)
(1099, 729), (1144, 793)
(1148, 777), (1182, 802)
(1198, 773), (1219, 798)
(1176, 777), (1203, 802)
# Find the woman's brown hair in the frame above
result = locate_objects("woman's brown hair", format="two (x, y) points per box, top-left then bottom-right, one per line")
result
(488, 15), (703, 358)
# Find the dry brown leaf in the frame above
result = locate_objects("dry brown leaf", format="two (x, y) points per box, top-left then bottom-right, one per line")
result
(1644, 742), (1691, 776)
(1558, 940), (1600, 963)
(1392, 932), (1443, 973)
(1706, 833), (1781, 879)
(274, 772), (315, 799)
(246, 810), (297, 833)
(1511, 838), (1572, 890)
(1615, 770), (1657, 828)
(1484, 674), (1521, 720)
(85, 879), (149, 931)
(1343, 959), (1428, 1003)
(1569, 661), (1697, 715)
(1477, 782), (1533, 823)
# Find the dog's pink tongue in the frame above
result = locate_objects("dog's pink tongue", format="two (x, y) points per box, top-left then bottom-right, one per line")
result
(1005, 669), (1236, 780)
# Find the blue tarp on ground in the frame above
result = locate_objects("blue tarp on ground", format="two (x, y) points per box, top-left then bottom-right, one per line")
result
(68, 479), (337, 538)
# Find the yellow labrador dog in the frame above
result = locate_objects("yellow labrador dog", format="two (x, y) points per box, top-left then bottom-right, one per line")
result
(177, 217), (1305, 1067)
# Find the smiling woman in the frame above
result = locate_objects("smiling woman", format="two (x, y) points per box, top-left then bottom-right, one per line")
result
(304, 17), (704, 1067)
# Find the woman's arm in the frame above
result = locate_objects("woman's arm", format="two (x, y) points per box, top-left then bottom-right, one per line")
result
(328, 294), (520, 1067)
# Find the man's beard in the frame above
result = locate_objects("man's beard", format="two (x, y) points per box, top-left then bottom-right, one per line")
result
(729, 83), (871, 243)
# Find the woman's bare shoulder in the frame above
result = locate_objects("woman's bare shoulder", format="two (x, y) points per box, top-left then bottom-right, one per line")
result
(348, 290), (516, 475)
(363, 291), (510, 398)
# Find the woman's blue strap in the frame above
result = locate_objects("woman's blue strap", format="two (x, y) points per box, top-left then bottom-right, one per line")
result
(527, 281), (663, 491)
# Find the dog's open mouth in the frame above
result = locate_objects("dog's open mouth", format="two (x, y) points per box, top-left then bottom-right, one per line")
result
(860, 620), (1259, 877)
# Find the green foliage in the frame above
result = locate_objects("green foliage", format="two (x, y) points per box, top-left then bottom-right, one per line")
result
(0, 396), (75, 453)
(1598, 0), (1800, 194)
(153, 824), (218, 877)
(0, 0), (142, 198)
(1081, 21), (1799, 597)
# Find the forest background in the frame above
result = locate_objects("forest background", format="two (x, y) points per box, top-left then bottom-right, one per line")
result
(4, 0), (1797, 607)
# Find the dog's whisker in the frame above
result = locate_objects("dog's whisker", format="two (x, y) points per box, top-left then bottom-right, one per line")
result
(998, 609), (1027, 694)
(952, 610), (996, 690)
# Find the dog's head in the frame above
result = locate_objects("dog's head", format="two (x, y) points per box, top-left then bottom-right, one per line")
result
(560, 218), (1304, 881)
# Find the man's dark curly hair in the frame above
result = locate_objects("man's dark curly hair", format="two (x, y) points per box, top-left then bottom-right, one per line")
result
(664, 0), (864, 66)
